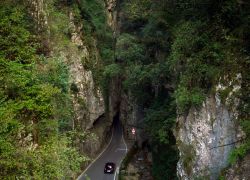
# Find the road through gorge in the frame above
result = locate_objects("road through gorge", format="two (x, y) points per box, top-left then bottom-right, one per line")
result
(77, 118), (127, 180)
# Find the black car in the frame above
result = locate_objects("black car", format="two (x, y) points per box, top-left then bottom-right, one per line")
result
(104, 162), (116, 174)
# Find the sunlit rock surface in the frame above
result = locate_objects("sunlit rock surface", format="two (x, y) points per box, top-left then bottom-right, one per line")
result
(175, 74), (244, 179)
(68, 12), (105, 130)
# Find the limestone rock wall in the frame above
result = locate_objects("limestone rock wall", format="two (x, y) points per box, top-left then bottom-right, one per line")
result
(175, 74), (244, 179)
(105, 0), (118, 30)
(27, 0), (107, 157)
(67, 12), (105, 130)
(27, 0), (49, 32)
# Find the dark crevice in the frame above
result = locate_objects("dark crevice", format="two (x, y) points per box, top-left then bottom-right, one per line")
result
(112, 110), (120, 127)
(92, 113), (105, 127)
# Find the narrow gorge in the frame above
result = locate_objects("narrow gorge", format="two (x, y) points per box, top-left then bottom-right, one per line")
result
(0, 0), (249, 180)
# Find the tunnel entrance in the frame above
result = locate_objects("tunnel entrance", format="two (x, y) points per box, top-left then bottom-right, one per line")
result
(112, 111), (120, 128)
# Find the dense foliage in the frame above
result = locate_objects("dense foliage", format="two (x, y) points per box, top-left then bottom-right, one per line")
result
(113, 0), (249, 179)
(0, 2), (85, 179)
(1, 0), (249, 179)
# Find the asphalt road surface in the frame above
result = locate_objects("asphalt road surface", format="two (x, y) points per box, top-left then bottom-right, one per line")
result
(77, 118), (127, 180)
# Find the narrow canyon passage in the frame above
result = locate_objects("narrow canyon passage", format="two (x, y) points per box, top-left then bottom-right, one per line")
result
(0, 1), (249, 179)
(78, 113), (127, 180)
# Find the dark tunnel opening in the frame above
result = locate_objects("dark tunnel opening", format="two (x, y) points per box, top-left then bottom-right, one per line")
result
(112, 111), (120, 128)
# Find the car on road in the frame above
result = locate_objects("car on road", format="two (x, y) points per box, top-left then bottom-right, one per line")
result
(104, 162), (116, 174)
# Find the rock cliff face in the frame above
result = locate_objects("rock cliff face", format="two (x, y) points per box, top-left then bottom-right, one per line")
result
(175, 74), (244, 179)
(27, 0), (107, 157)
(67, 12), (105, 130)
(105, 0), (118, 30)
(27, 0), (49, 31)
(105, 0), (123, 122)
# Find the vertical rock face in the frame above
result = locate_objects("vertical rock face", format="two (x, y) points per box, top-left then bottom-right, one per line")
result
(27, 0), (49, 31)
(70, 65), (104, 130)
(175, 75), (244, 179)
(108, 76), (122, 120)
(105, 0), (117, 30)
(27, 0), (106, 156)
(68, 12), (105, 130)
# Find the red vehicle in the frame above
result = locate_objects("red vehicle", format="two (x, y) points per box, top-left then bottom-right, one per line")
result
(104, 162), (116, 174)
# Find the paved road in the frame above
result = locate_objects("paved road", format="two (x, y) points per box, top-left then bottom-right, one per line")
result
(77, 119), (127, 180)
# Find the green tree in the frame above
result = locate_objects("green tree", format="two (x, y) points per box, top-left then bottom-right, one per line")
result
(116, 33), (145, 64)
(0, 3), (84, 179)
